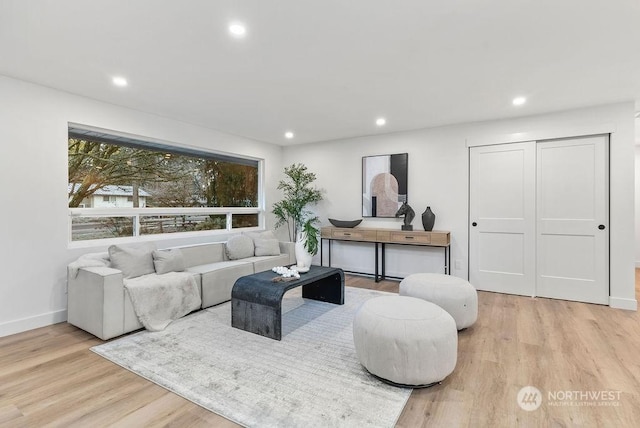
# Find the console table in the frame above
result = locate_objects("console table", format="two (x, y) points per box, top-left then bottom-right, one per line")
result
(320, 226), (451, 282)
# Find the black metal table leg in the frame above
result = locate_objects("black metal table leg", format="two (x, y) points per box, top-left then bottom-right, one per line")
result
(443, 245), (451, 275)
(374, 242), (379, 282)
(381, 243), (386, 280)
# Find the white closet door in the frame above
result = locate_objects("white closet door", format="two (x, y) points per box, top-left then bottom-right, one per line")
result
(536, 135), (609, 304)
(469, 142), (536, 296)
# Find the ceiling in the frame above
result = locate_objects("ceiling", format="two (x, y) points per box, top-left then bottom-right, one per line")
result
(1, 0), (639, 146)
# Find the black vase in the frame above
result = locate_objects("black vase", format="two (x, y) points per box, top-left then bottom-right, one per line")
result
(422, 206), (435, 231)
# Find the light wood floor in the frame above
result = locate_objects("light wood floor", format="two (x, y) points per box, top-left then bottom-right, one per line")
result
(2, 272), (640, 427)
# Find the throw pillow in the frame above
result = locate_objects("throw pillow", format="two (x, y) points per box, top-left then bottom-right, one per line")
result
(226, 234), (255, 260)
(152, 249), (186, 274)
(245, 230), (279, 256)
(254, 238), (281, 256)
(108, 243), (156, 279)
(245, 230), (277, 243)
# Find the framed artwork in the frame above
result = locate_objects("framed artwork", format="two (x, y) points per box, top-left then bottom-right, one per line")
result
(362, 153), (408, 217)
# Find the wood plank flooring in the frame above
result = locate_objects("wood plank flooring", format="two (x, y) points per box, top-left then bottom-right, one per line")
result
(1, 272), (639, 427)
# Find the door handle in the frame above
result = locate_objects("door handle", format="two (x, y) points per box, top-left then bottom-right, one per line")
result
(472, 222), (477, 227)
(598, 224), (606, 230)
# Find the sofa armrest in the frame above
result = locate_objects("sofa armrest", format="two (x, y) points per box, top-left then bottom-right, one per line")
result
(279, 241), (296, 266)
(67, 266), (125, 340)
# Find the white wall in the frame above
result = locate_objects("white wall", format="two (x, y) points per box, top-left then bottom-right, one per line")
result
(0, 75), (284, 337)
(284, 102), (637, 310)
(636, 145), (640, 267)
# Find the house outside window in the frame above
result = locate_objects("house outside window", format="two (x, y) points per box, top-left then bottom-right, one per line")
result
(68, 127), (262, 242)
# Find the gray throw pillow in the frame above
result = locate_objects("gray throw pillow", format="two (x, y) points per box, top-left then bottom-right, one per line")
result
(108, 243), (156, 278)
(226, 234), (255, 260)
(245, 230), (277, 243)
(254, 238), (281, 256)
(152, 249), (186, 274)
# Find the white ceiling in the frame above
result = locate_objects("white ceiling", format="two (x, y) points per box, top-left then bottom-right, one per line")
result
(1, 0), (639, 146)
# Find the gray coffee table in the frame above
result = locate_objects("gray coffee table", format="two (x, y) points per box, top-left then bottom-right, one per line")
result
(231, 266), (344, 340)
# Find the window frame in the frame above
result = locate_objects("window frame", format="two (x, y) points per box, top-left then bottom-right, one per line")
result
(67, 125), (265, 247)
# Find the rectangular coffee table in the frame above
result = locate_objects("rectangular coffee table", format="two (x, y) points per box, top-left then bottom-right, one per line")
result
(231, 266), (344, 340)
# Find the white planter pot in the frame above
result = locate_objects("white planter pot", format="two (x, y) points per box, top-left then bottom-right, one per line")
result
(295, 232), (313, 268)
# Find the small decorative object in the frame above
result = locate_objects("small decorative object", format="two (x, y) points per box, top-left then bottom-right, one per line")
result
(395, 202), (415, 231)
(272, 266), (301, 279)
(272, 276), (298, 283)
(328, 218), (363, 228)
(294, 233), (313, 269)
(421, 206), (436, 231)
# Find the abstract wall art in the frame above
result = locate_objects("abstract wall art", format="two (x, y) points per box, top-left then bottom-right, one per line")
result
(362, 153), (408, 217)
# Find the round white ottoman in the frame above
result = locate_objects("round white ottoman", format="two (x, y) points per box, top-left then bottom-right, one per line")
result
(400, 273), (478, 330)
(353, 295), (457, 387)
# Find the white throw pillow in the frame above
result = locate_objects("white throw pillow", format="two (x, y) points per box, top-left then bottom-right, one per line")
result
(152, 249), (186, 274)
(108, 243), (156, 278)
(226, 235), (255, 260)
(254, 238), (281, 257)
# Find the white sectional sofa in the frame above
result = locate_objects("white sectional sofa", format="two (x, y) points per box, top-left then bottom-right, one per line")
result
(67, 235), (295, 340)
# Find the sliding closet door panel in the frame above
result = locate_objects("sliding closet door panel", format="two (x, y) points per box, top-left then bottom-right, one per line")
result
(536, 135), (609, 304)
(469, 142), (536, 296)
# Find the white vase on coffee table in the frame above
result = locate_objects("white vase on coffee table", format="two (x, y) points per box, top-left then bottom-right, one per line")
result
(295, 232), (313, 271)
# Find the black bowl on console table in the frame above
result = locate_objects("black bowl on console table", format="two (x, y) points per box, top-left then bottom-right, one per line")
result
(328, 218), (363, 228)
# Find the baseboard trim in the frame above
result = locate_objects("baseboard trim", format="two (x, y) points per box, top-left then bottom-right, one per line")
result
(0, 309), (67, 338)
(609, 297), (638, 311)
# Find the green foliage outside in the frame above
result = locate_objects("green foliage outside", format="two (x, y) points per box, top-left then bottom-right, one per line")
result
(272, 163), (323, 255)
(68, 138), (258, 209)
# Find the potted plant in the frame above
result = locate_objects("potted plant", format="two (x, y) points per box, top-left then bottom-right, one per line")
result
(272, 163), (323, 268)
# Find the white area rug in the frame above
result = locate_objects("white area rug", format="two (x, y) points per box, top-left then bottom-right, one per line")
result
(91, 286), (411, 428)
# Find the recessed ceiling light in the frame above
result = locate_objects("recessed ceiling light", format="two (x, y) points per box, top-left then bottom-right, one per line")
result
(376, 117), (386, 126)
(284, 131), (294, 139)
(112, 76), (128, 87)
(229, 22), (247, 37)
(512, 96), (526, 106)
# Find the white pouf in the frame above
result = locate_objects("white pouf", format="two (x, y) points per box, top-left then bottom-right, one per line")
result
(400, 273), (478, 330)
(353, 295), (457, 387)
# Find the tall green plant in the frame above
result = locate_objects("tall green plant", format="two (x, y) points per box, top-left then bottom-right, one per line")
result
(272, 163), (323, 254)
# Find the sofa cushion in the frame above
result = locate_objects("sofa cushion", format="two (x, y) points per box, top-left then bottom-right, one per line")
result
(247, 254), (291, 273)
(254, 237), (281, 256)
(225, 235), (255, 260)
(187, 260), (255, 308)
(108, 243), (156, 279)
(179, 243), (225, 268)
(245, 230), (277, 243)
(152, 249), (186, 274)
(185, 260), (251, 275)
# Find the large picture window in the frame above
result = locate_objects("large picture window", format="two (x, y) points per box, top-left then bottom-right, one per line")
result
(68, 127), (261, 242)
